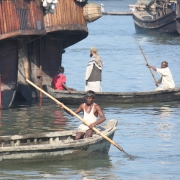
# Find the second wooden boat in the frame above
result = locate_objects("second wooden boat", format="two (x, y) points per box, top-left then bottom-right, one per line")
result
(130, 0), (180, 34)
(45, 86), (180, 104)
(0, 119), (117, 162)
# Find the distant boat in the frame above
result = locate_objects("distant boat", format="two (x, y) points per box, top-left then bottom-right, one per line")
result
(103, 9), (132, 16)
(45, 86), (180, 104)
(129, 0), (180, 34)
(0, 119), (117, 162)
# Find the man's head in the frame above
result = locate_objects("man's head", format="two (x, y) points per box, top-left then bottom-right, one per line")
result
(90, 47), (98, 57)
(58, 66), (64, 73)
(85, 90), (96, 105)
(161, 61), (168, 68)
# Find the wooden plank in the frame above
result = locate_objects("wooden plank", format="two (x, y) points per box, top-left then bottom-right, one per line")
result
(72, 0), (77, 24)
(59, 0), (65, 24)
(6, 0), (10, 33)
(1, 0), (7, 33)
(0, 0), (3, 34)
(30, 1), (35, 29)
(56, 2), (61, 25)
(9, 0), (13, 32)
(29, 2), (33, 29)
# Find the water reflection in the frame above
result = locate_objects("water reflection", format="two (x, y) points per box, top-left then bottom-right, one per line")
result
(0, 155), (116, 179)
(158, 106), (172, 119)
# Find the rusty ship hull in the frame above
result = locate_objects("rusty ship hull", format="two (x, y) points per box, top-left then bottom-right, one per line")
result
(0, 0), (101, 108)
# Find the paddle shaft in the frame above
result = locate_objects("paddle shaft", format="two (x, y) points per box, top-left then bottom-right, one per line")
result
(139, 46), (157, 84)
(26, 79), (133, 159)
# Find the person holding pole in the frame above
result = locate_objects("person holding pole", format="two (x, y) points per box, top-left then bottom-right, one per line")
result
(26, 79), (133, 159)
(61, 90), (106, 140)
(147, 61), (175, 91)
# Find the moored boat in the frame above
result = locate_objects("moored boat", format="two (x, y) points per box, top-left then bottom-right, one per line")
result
(176, 0), (180, 33)
(0, 1), (102, 109)
(45, 86), (180, 104)
(129, 0), (180, 34)
(0, 119), (117, 161)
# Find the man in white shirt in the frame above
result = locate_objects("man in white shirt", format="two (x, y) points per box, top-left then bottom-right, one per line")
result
(85, 47), (103, 92)
(147, 61), (175, 91)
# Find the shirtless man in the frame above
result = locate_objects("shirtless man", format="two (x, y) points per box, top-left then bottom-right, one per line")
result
(62, 90), (106, 140)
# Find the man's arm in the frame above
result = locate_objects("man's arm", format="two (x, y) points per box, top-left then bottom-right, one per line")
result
(62, 83), (71, 93)
(60, 103), (83, 116)
(147, 64), (159, 86)
(89, 105), (106, 129)
(147, 64), (157, 71)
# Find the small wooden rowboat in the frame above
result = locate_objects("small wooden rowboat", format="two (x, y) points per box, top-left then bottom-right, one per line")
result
(45, 86), (180, 104)
(0, 119), (117, 161)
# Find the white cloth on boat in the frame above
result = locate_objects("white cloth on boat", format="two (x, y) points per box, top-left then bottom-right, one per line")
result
(155, 84), (166, 91)
(78, 103), (97, 133)
(155, 67), (175, 91)
(85, 81), (102, 92)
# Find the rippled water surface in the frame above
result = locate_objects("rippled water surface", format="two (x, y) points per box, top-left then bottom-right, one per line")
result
(1, 0), (180, 179)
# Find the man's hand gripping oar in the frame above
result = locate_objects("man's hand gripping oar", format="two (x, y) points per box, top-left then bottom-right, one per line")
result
(139, 46), (158, 86)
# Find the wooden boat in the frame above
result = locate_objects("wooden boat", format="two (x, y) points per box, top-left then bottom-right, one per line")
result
(0, 1), (102, 109)
(129, 0), (180, 34)
(45, 86), (180, 104)
(103, 12), (132, 16)
(0, 119), (117, 161)
(176, 0), (180, 33)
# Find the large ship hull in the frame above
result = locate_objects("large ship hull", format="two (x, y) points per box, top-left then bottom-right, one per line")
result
(0, 0), (101, 108)
(0, 40), (18, 108)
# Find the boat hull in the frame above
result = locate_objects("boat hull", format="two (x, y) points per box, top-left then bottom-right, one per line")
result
(0, 40), (18, 109)
(0, 119), (117, 161)
(133, 11), (178, 33)
(46, 86), (180, 104)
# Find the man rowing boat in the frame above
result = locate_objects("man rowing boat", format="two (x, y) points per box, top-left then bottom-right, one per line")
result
(147, 61), (175, 91)
(61, 90), (106, 140)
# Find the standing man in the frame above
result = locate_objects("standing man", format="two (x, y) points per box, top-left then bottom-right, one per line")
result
(85, 47), (103, 92)
(52, 66), (76, 93)
(147, 61), (175, 91)
(61, 90), (106, 140)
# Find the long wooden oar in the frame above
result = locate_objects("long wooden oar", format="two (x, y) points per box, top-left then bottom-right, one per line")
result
(139, 46), (157, 84)
(26, 79), (133, 159)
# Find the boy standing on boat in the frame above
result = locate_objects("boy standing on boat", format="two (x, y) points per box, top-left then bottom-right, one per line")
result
(61, 90), (106, 140)
(147, 61), (175, 91)
(52, 66), (76, 93)
(85, 47), (103, 92)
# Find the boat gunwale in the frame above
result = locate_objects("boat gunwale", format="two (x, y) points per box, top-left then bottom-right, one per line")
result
(49, 87), (180, 96)
(133, 10), (176, 23)
(0, 119), (118, 152)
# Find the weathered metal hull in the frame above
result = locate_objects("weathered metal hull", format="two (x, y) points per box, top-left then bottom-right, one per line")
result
(133, 10), (178, 33)
(0, 40), (18, 109)
(176, 14), (180, 34)
(0, 119), (117, 161)
(46, 86), (180, 104)
(0, 0), (93, 108)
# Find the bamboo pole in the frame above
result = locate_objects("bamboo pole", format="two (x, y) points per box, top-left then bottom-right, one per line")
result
(139, 46), (157, 84)
(26, 79), (133, 159)
(39, 39), (43, 107)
